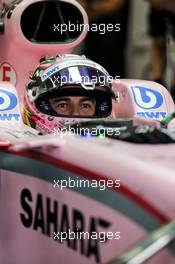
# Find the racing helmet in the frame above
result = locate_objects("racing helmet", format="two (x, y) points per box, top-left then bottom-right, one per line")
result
(23, 54), (117, 134)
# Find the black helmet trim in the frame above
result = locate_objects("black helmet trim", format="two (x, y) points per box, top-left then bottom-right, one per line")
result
(35, 88), (113, 118)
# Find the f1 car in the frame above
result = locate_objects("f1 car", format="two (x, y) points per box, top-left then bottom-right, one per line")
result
(1, 79), (175, 264)
(1, 1), (175, 264)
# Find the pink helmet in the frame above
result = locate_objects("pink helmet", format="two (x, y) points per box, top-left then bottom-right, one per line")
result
(23, 54), (117, 134)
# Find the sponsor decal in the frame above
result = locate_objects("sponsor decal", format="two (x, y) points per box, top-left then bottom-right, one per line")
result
(41, 66), (60, 81)
(0, 63), (17, 85)
(0, 113), (20, 121)
(20, 188), (119, 263)
(137, 112), (167, 119)
(0, 89), (17, 111)
(131, 86), (163, 110)
(131, 86), (166, 120)
(0, 89), (20, 121)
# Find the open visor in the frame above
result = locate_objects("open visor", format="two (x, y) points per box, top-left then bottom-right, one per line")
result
(40, 65), (114, 92)
(35, 87), (113, 118)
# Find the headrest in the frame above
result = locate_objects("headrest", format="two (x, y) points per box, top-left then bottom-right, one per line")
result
(113, 79), (175, 120)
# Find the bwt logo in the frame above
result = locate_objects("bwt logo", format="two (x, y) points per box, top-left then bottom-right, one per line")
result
(42, 66), (59, 80)
(131, 86), (164, 110)
(0, 89), (18, 111)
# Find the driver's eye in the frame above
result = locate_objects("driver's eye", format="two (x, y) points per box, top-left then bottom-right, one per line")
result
(80, 101), (94, 112)
(81, 103), (91, 109)
(57, 103), (68, 109)
(54, 101), (69, 113)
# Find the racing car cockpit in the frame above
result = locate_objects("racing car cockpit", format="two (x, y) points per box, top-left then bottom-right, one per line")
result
(23, 54), (117, 134)
(21, 53), (175, 144)
(1, 1), (175, 264)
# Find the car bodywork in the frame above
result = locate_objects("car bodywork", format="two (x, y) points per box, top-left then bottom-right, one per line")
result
(0, 1), (175, 264)
(0, 79), (175, 264)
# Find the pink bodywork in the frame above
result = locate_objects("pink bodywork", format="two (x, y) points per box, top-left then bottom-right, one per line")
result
(0, 1), (175, 263)
(0, 134), (175, 263)
(0, 82), (175, 263)
(113, 79), (175, 120)
(0, 0), (88, 99)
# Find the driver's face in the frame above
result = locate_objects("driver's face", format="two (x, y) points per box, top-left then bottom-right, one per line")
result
(50, 96), (96, 116)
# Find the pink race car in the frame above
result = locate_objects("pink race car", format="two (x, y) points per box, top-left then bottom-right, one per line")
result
(0, 1), (175, 264)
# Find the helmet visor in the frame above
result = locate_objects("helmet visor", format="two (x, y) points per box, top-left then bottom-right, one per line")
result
(40, 65), (113, 92)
